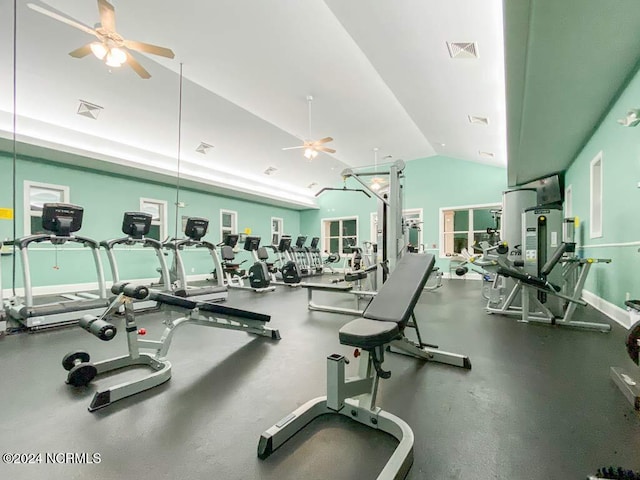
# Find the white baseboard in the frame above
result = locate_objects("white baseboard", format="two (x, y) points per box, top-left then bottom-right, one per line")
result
(1, 273), (214, 299)
(582, 290), (631, 329)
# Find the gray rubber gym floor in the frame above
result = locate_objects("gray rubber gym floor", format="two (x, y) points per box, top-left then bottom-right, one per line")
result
(1, 279), (639, 480)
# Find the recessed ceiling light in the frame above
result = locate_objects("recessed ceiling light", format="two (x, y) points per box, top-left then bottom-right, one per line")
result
(478, 151), (495, 159)
(264, 166), (278, 175)
(77, 100), (103, 120)
(195, 142), (214, 154)
(446, 42), (479, 59)
(468, 115), (489, 125)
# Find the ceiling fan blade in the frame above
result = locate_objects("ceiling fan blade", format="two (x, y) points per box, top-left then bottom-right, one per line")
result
(316, 147), (336, 154)
(282, 146), (305, 151)
(27, 3), (98, 37)
(312, 137), (333, 145)
(69, 43), (94, 58)
(97, 0), (116, 31)
(125, 51), (151, 79)
(124, 39), (175, 59)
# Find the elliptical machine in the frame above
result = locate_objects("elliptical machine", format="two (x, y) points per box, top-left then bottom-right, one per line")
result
(273, 236), (302, 285)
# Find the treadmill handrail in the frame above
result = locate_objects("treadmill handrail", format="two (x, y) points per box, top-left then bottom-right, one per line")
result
(16, 234), (99, 249)
(100, 236), (164, 250)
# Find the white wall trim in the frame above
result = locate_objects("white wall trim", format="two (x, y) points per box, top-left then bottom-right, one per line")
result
(578, 241), (640, 249)
(582, 289), (631, 329)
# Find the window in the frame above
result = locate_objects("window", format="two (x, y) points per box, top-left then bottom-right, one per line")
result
(565, 184), (573, 218)
(140, 198), (167, 241)
(271, 217), (283, 246)
(440, 204), (501, 257)
(371, 208), (424, 249)
(220, 209), (237, 242)
(590, 152), (603, 238)
(24, 181), (70, 235)
(322, 217), (357, 254)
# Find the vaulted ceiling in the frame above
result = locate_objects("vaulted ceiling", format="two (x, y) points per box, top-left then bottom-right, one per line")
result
(0, 0), (507, 209)
(4, 1), (635, 208)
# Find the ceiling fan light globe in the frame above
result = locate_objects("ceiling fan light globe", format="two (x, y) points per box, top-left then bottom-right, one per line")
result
(109, 47), (127, 64)
(304, 148), (318, 160)
(105, 54), (123, 67)
(90, 41), (108, 59)
(370, 182), (381, 191)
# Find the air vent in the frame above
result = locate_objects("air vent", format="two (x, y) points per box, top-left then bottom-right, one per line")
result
(468, 115), (489, 125)
(196, 142), (214, 154)
(446, 42), (479, 59)
(478, 151), (495, 159)
(77, 100), (103, 120)
(264, 166), (278, 175)
(307, 182), (318, 189)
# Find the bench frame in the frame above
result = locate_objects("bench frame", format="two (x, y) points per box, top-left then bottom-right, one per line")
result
(78, 290), (279, 412)
(303, 282), (377, 316)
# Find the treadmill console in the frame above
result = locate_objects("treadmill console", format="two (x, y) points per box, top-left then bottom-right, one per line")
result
(122, 212), (151, 239)
(42, 203), (83, 236)
(185, 217), (209, 241)
(295, 236), (307, 248)
(224, 233), (239, 247)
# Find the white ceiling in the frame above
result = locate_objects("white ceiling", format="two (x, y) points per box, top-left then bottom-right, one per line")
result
(0, 0), (507, 209)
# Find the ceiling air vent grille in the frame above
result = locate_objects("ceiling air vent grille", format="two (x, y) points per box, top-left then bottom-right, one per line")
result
(196, 142), (214, 154)
(77, 100), (103, 120)
(468, 115), (489, 125)
(447, 42), (478, 59)
(264, 166), (278, 175)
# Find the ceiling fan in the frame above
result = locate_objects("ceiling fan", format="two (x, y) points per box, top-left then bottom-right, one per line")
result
(27, 0), (175, 79)
(282, 95), (336, 159)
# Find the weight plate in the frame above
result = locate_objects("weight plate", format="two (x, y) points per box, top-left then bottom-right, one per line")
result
(627, 321), (640, 366)
(61, 350), (90, 371)
(67, 363), (97, 387)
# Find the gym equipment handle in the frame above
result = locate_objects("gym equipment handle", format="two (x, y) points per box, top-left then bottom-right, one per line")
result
(79, 314), (117, 341)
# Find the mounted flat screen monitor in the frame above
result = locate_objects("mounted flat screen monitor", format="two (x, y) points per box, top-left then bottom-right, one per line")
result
(122, 212), (152, 238)
(244, 236), (261, 251)
(310, 237), (319, 249)
(295, 236), (307, 248)
(534, 174), (563, 207)
(185, 217), (209, 241)
(42, 203), (83, 236)
(223, 233), (239, 247)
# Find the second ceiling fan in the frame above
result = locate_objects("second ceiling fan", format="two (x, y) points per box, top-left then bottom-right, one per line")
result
(282, 95), (336, 159)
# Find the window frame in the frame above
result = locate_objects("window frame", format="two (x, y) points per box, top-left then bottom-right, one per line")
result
(23, 180), (70, 236)
(370, 208), (424, 248)
(590, 152), (603, 239)
(220, 209), (238, 242)
(564, 184), (573, 218)
(439, 202), (501, 258)
(271, 217), (283, 246)
(139, 197), (168, 241)
(321, 216), (358, 254)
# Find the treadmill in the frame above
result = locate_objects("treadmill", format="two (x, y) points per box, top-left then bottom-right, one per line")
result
(8, 203), (110, 330)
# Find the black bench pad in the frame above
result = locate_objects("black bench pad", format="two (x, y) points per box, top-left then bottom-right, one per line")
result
(150, 292), (270, 322)
(339, 254), (435, 348)
(339, 318), (400, 349)
(19, 298), (110, 319)
(344, 271), (368, 282)
(300, 282), (353, 292)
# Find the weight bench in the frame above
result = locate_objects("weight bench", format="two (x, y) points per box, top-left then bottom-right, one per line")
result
(258, 254), (470, 480)
(64, 282), (280, 412)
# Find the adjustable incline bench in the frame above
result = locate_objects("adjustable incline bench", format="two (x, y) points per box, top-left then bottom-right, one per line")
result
(258, 254), (470, 480)
(63, 282), (280, 412)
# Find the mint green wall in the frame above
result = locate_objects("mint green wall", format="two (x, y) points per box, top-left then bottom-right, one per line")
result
(299, 155), (507, 268)
(565, 68), (640, 310)
(0, 154), (300, 289)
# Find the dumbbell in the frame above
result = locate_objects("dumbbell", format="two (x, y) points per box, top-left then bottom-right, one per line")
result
(79, 314), (117, 341)
(61, 351), (97, 387)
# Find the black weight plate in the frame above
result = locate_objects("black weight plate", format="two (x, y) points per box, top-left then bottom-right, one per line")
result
(67, 363), (97, 387)
(627, 321), (640, 366)
(61, 350), (90, 371)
